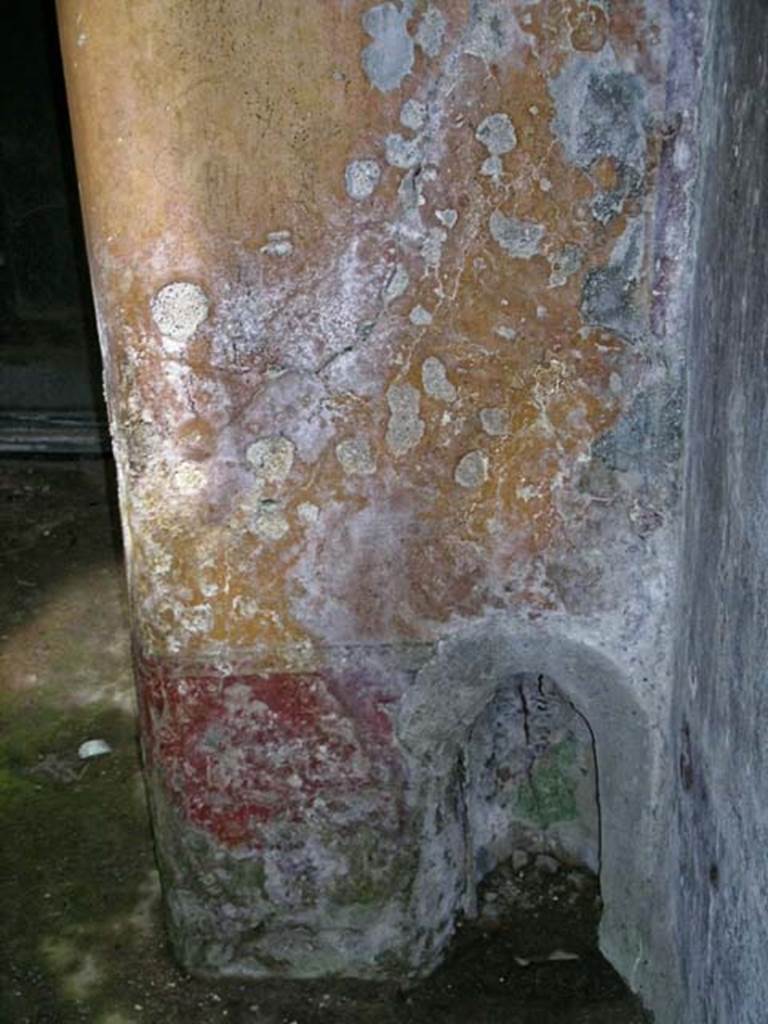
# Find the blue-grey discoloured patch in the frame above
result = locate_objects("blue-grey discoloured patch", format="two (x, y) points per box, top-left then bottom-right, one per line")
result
(582, 266), (636, 339)
(581, 217), (644, 341)
(548, 244), (584, 288)
(592, 381), (683, 477)
(591, 166), (643, 225)
(489, 211), (544, 258)
(550, 52), (647, 175)
(361, 2), (415, 93)
(465, 0), (525, 63)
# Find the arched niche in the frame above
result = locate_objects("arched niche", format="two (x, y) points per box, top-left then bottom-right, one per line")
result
(396, 617), (656, 992)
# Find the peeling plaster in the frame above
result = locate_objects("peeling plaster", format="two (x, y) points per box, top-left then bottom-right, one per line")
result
(581, 217), (644, 342)
(436, 208), (458, 228)
(455, 449), (489, 488)
(383, 262), (410, 304)
(297, 502), (320, 525)
(414, 4), (446, 58)
(489, 211), (545, 259)
(548, 244), (584, 288)
(385, 132), (423, 169)
(261, 231), (294, 257)
(480, 155), (504, 184)
(386, 383), (425, 455)
(409, 304), (433, 325)
(464, 0), (532, 64)
(480, 407), (509, 436)
(249, 503), (290, 542)
(245, 436), (295, 484)
(421, 357), (456, 402)
(345, 159), (382, 200)
(550, 51), (647, 175)
(400, 98), (427, 130)
(361, 2), (415, 93)
(476, 112), (517, 155)
(336, 438), (377, 476)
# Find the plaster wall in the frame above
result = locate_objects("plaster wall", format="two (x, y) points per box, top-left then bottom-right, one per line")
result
(56, 1), (707, 1015)
(673, 1), (768, 1020)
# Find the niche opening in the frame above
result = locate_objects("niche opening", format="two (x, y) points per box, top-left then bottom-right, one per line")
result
(463, 672), (600, 912)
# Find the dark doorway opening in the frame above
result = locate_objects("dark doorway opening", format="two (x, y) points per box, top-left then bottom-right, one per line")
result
(0, 0), (107, 454)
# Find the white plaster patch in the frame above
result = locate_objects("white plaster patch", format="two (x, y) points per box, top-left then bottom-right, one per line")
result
(455, 449), (490, 489)
(345, 159), (382, 201)
(245, 436), (295, 484)
(386, 383), (425, 456)
(421, 357), (456, 402)
(150, 281), (209, 343)
(336, 438), (376, 476)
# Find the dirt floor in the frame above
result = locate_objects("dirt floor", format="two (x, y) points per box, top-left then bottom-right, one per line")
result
(0, 458), (651, 1024)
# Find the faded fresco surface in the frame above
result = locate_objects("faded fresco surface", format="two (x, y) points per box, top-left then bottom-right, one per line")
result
(58, 0), (701, 1012)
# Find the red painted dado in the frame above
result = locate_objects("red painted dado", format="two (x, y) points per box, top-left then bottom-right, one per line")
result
(136, 652), (405, 848)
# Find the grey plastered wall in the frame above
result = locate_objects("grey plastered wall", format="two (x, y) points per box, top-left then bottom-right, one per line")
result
(673, 0), (768, 1021)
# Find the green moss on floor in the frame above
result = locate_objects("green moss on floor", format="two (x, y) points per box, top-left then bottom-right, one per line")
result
(0, 691), (157, 1022)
